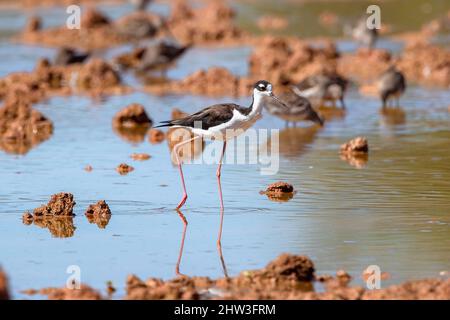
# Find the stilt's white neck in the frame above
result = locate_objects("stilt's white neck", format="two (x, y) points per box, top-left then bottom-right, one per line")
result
(248, 89), (268, 119)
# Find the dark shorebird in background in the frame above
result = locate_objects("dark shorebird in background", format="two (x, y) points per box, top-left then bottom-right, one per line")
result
(156, 80), (288, 210)
(137, 40), (191, 74)
(130, 0), (153, 11)
(351, 18), (378, 50)
(54, 47), (90, 66)
(264, 92), (324, 127)
(292, 72), (348, 109)
(377, 66), (406, 108)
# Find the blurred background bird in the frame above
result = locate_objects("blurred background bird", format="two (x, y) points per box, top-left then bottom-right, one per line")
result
(265, 92), (324, 127)
(351, 17), (378, 50)
(130, 0), (153, 11)
(54, 47), (90, 66)
(377, 66), (407, 108)
(292, 72), (348, 109)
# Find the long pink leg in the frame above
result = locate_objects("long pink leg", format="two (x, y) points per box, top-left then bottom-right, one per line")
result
(173, 136), (200, 210)
(216, 141), (229, 277)
(175, 210), (188, 277)
(216, 141), (227, 210)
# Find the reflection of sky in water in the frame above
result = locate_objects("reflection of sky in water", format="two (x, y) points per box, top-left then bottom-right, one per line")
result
(0, 1), (449, 299)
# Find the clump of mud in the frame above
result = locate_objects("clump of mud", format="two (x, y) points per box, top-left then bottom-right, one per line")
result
(147, 67), (252, 96)
(113, 103), (152, 128)
(131, 153), (151, 161)
(148, 129), (165, 144)
(340, 137), (369, 168)
(340, 137), (369, 154)
(85, 200), (111, 229)
(260, 182), (295, 202)
(397, 43), (450, 88)
(0, 88), (53, 154)
(0, 269), (10, 300)
(19, 6), (163, 50)
(116, 163), (134, 175)
(125, 254), (316, 299)
(113, 103), (152, 143)
(22, 193), (77, 238)
(249, 37), (339, 86)
(167, 0), (244, 45)
(38, 284), (103, 300)
(338, 48), (392, 82)
(77, 58), (122, 93)
(31, 192), (76, 217)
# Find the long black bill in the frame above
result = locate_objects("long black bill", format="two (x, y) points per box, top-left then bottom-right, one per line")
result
(269, 92), (290, 110)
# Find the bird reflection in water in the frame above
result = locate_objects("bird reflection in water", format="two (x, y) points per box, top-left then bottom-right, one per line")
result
(175, 209), (228, 279)
(379, 107), (406, 127)
(265, 125), (322, 159)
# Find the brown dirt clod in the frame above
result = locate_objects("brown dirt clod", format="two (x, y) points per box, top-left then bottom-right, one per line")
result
(340, 137), (369, 154)
(131, 153), (151, 161)
(113, 103), (152, 129)
(32, 192), (76, 217)
(116, 163), (134, 175)
(148, 128), (165, 144)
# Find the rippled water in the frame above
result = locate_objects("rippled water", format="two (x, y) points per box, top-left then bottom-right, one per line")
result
(0, 1), (449, 299)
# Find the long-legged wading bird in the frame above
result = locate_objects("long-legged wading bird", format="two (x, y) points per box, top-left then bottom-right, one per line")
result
(377, 66), (406, 108)
(292, 72), (348, 109)
(352, 18), (378, 50)
(156, 80), (288, 210)
(264, 92), (324, 127)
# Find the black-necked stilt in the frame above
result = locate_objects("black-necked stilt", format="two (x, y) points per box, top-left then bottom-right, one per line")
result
(352, 18), (378, 50)
(378, 66), (406, 108)
(292, 72), (348, 109)
(54, 47), (90, 66)
(156, 80), (288, 210)
(137, 41), (190, 74)
(264, 92), (324, 127)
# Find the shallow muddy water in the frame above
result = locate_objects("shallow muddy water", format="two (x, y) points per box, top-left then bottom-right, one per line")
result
(0, 1), (449, 299)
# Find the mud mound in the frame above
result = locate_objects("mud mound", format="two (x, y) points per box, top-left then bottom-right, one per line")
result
(148, 129), (165, 144)
(0, 95), (53, 154)
(19, 7), (163, 50)
(338, 48), (392, 82)
(116, 163), (134, 175)
(112, 103), (152, 142)
(168, 1), (244, 45)
(0, 269), (10, 300)
(148, 67), (252, 96)
(340, 137), (369, 154)
(264, 254), (315, 281)
(130, 153), (151, 161)
(77, 58), (121, 91)
(81, 7), (110, 29)
(397, 43), (450, 88)
(32, 193), (76, 217)
(260, 182), (295, 202)
(85, 200), (111, 229)
(39, 284), (103, 300)
(249, 37), (339, 86)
